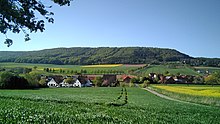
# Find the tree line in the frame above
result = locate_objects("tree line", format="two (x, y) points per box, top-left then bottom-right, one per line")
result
(43, 68), (124, 75)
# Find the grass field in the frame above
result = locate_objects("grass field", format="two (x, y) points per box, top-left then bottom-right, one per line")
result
(194, 66), (220, 74)
(81, 64), (123, 68)
(151, 84), (220, 106)
(0, 87), (219, 123)
(0, 62), (144, 74)
(134, 65), (200, 76)
(0, 62), (206, 76)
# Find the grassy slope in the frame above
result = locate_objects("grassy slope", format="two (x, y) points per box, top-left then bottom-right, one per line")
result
(134, 65), (200, 76)
(0, 88), (219, 123)
(194, 66), (220, 73)
(151, 84), (220, 106)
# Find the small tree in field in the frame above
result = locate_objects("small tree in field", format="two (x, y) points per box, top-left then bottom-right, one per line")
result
(141, 80), (150, 88)
(129, 81), (135, 87)
(93, 77), (102, 87)
(24, 72), (41, 88)
(205, 75), (216, 86)
(0, 72), (14, 88)
(130, 78), (139, 84)
(205, 71), (220, 86)
(39, 78), (47, 87)
(33, 66), (37, 70)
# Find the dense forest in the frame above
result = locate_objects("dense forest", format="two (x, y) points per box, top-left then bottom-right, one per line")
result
(0, 47), (219, 66)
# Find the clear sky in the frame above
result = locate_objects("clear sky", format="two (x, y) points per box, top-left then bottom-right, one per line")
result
(0, 0), (220, 58)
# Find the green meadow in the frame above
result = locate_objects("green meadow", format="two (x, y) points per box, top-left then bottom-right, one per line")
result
(134, 65), (200, 76)
(0, 62), (202, 76)
(0, 62), (142, 74)
(194, 66), (220, 73)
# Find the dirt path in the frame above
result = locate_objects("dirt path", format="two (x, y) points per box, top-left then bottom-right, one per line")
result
(143, 87), (202, 105)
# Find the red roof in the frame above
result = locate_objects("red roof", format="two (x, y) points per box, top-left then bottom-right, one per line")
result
(121, 75), (135, 80)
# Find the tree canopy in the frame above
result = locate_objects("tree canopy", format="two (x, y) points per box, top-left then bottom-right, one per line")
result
(0, 47), (192, 65)
(205, 71), (220, 85)
(0, 0), (72, 47)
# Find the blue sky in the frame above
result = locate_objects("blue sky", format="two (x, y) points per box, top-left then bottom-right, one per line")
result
(0, 0), (220, 58)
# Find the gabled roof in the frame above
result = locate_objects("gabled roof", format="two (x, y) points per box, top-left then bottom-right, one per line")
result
(48, 78), (57, 83)
(121, 75), (135, 80)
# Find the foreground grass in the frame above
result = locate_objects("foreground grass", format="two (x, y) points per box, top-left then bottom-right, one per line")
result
(0, 87), (219, 123)
(151, 84), (220, 106)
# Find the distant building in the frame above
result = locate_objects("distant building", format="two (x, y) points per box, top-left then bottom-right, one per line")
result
(78, 75), (93, 87)
(47, 78), (58, 87)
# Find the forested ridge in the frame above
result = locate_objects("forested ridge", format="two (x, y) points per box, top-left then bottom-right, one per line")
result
(0, 47), (219, 66)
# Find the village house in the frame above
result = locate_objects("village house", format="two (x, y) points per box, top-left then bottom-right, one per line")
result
(44, 75), (82, 88)
(73, 79), (81, 87)
(119, 75), (136, 83)
(59, 76), (82, 87)
(149, 73), (157, 80)
(165, 76), (175, 84)
(47, 78), (58, 87)
(158, 74), (175, 84)
(122, 76), (131, 83)
(78, 75), (93, 87)
(60, 79), (82, 88)
(102, 74), (117, 87)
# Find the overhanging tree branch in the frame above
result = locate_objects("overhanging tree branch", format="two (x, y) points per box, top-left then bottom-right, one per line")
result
(0, 0), (72, 47)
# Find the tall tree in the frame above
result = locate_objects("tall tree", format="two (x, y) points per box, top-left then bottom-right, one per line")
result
(0, 0), (72, 47)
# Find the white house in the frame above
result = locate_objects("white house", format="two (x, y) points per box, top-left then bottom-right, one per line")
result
(47, 78), (58, 87)
(73, 79), (81, 87)
(59, 80), (70, 87)
(59, 79), (81, 88)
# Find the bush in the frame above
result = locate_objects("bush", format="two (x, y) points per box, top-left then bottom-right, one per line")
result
(204, 71), (220, 86)
(24, 72), (41, 88)
(93, 77), (102, 87)
(39, 78), (48, 88)
(140, 80), (150, 88)
(129, 82), (135, 87)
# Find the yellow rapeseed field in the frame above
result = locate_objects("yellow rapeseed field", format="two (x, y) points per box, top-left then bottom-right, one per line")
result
(154, 85), (220, 98)
(81, 64), (123, 68)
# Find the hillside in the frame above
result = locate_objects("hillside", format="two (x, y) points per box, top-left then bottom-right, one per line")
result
(0, 47), (192, 65)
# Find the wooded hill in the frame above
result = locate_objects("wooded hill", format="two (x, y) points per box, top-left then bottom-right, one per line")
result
(0, 47), (219, 66)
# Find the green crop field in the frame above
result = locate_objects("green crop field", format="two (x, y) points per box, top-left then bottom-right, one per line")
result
(0, 62), (144, 75)
(134, 65), (200, 76)
(151, 84), (220, 106)
(0, 87), (219, 123)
